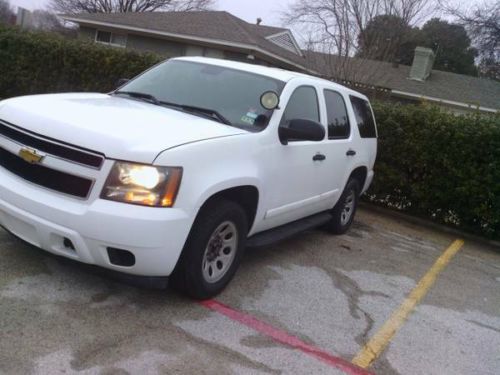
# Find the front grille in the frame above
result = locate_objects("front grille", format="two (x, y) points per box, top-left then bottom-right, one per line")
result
(0, 147), (93, 198)
(0, 120), (104, 169)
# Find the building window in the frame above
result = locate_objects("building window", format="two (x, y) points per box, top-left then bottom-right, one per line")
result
(95, 30), (127, 47)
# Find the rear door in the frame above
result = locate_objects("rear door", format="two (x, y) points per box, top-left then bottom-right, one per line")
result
(349, 95), (378, 191)
(315, 88), (356, 207)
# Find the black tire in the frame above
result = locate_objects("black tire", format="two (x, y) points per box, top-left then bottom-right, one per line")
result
(324, 179), (360, 235)
(170, 199), (248, 299)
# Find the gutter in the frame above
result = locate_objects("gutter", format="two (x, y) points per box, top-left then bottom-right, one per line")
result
(62, 17), (314, 74)
(391, 90), (499, 114)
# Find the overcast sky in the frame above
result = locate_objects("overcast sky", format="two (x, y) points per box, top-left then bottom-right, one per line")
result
(9, 0), (291, 26)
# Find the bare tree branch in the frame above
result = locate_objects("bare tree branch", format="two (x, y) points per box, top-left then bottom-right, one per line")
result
(439, 1), (499, 80)
(284, 0), (436, 86)
(51, 0), (215, 14)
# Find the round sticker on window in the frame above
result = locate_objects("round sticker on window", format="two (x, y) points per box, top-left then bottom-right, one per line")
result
(260, 91), (280, 110)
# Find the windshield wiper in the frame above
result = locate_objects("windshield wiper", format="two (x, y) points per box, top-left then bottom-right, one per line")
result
(170, 103), (232, 125)
(113, 91), (231, 125)
(113, 91), (160, 105)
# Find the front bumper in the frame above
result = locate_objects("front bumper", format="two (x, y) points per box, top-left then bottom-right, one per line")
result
(0, 168), (193, 277)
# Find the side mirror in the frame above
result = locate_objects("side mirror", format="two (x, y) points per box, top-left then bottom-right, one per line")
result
(279, 119), (325, 145)
(116, 78), (129, 88)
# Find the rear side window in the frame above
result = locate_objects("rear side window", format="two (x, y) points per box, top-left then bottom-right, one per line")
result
(280, 86), (320, 126)
(324, 90), (350, 139)
(350, 96), (377, 138)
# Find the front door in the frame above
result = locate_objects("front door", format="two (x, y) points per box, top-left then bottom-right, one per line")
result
(257, 85), (329, 231)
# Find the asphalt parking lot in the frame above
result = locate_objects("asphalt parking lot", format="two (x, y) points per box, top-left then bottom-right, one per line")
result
(1, 207), (499, 375)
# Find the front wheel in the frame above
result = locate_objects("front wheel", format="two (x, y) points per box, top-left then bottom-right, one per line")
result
(170, 199), (248, 299)
(324, 179), (360, 235)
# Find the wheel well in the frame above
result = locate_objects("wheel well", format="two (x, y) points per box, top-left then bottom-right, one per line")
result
(349, 167), (368, 190)
(200, 186), (259, 228)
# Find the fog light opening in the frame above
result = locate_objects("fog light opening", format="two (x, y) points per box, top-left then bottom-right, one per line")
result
(63, 237), (75, 251)
(107, 247), (136, 267)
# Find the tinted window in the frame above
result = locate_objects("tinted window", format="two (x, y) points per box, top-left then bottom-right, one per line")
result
(280, 86), (320, 126)
(324, 90), (350, 139)
(121, 60), (285, 130)
(350, 96), (377, 138)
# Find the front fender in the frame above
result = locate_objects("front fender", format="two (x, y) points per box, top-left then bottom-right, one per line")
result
(153, 134), (263, 220)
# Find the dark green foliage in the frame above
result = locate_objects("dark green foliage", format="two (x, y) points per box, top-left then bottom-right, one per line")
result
(0, 26), (161, 99)
(419, 18), (478, 76)
(357, 15), (420, 65)
(367, 102), (500, 239)
(357, 16), (479, 76)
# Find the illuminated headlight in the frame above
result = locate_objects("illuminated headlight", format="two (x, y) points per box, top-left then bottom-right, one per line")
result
(101, 162), (182, 207)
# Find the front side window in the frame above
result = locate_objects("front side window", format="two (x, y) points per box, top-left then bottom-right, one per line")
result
(350, 96), (377, 138)
(280, 86), (320, 127)
(120, 60), (286, 130)
(324, 90), (350, 139)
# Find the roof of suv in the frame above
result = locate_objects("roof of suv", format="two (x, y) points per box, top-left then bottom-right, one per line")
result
(174, 56), (365, 98)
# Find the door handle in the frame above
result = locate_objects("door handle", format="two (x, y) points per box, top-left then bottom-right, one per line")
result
(346, 149), (356, 156)
(313, 153), (326, 161)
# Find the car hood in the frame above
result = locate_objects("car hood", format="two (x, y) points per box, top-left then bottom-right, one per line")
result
(0, 93), (247, 163)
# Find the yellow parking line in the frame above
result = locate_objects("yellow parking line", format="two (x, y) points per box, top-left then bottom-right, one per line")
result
(352, 239), (465, 368)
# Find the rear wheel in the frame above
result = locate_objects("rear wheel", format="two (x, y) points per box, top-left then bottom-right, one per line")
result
(171, 199), (247, 299)
(324, 179), (360, 235)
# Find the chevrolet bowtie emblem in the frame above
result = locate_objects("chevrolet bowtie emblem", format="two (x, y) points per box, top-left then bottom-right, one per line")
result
(18, 147), (44, 164)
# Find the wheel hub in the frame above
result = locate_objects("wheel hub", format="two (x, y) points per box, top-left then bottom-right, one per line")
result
(207, 236), (223, 261)
(202, 221), (239, 284)
(341, 190), (356, 226)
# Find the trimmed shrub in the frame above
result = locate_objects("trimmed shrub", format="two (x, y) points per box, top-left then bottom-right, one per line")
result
(0, 26), (161, 98)
(367, 102), (500, 239)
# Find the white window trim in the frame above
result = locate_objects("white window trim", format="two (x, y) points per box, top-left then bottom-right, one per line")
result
(94, 29), (127, 48)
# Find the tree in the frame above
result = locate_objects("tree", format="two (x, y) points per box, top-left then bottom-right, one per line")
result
(357, 16), (479, 76)
(51, 0), (215, 14)
(478, 56), (500, 81)
(357, 14), (420, 64)
(284, 0), (436, 82)
(440, 1), (499, 80)
(0, 0), (13, 24)
(419, 18), (478, 75)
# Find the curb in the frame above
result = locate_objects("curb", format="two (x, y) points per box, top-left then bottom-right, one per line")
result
(359, 202), (500, 250)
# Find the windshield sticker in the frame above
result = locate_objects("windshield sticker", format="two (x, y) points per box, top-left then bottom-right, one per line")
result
(246, 111), (258, 119)
(241, 115), (255, 125)
(241, 110), (258, 125)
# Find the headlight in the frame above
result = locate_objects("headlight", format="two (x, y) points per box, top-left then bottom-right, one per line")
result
(101, 162), (182, 207)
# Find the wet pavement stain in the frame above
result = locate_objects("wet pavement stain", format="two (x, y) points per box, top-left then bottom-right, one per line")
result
(1, 208), (499, 375)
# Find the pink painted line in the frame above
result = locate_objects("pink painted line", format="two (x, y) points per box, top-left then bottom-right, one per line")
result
(200, 299), (374, 375)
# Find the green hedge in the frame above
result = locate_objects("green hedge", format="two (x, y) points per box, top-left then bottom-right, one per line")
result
(367, 102), (500, 239)
(0, 26), (161, 98)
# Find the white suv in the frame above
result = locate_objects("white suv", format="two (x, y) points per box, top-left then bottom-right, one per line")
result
(0, 57), (377, 298)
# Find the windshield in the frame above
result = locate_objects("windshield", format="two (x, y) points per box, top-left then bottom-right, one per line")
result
(119, 60), (286, 129)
